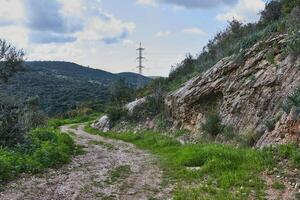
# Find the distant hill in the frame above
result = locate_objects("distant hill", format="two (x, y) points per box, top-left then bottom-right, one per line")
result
(0, 61), (151, 116)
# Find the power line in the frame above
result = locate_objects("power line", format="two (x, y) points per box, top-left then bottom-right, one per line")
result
(136, 42), (145, 75)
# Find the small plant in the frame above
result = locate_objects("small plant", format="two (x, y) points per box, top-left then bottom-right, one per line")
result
(282, 88), (300, 115)
(266, 50), (276, 64)
(238, 128), (262, 147)
(201, 111), (223, 138)
(265, 119), (276, 132)
(106, 104), (127, 125)
(271, 181), (285, 190)
(287, 31), (300, 55)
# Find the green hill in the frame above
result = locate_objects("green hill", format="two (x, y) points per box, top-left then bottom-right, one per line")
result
(0, 61), (150, 116)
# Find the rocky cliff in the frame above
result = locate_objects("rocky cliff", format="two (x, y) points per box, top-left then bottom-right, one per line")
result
(166, 34), (300, 147)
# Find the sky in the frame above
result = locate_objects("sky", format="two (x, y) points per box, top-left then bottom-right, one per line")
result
(0, 0), (266, 76)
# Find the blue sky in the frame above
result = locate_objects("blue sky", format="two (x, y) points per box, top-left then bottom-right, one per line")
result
(0, 0), (266, 76)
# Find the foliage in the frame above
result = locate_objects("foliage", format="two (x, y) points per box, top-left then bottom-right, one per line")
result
(265, 119), (276, 132)
(0, 127), (75, 183)
(106, 104), (128, 125)
(282, 88), (300, 115)
(160, 0), (300, 93)
(238, 128), (262, 147)
(201, 111), (223, 138)
(0, 61), (150, 116)
(282, 0), (300, 15)
(262, 143), (300, 167)
(109, 79), (134, 104)
(287, 29), (300, 55)
(0, 96), (47, 147)
(85, 126), (300, 199)
(48, 112), (101, 129)
(271, 181), (285, 190)
(259, 0), (283, 25)
(0, 39), (25, 82)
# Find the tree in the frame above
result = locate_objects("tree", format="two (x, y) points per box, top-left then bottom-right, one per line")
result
(259, 0), (283, 24)
(109, 79), (134, 104)
(0, 39), (25, 82)
(282, 0), (300, 15)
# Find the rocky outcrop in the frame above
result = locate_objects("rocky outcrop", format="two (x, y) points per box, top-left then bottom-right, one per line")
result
(256, 107), (300, 148)
(92, 97), (147, 132)
(92, 115), (110, 132)
(125, 97), (146, 114)
(166, 34), (300, 146)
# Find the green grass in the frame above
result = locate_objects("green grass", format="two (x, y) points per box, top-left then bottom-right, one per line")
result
(0, 127), (75, 184)
(105, 165), (131, 184)
(85, 125), (300, 200)
(271, 181), (285, 190)
(48, 112), (101, 129)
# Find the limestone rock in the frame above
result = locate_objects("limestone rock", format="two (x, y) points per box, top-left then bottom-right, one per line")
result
(166, 34), (300, 147)
(91, 115), (110, 132)
(125, 97), (146, 114)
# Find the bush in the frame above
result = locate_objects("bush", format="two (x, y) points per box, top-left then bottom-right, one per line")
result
(201, 111), (223, 138)
(106, 104), (128, 125)
(259, 1), (283, 25)
(287, 31), (300, 55)
(238, 128), (262, 147)
(0, 128), (74, 183)
(282, 88), (300, 115)
(282, 0), (300, 15)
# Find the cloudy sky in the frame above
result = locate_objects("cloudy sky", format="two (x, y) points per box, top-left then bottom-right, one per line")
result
(0, 0), (266, 76)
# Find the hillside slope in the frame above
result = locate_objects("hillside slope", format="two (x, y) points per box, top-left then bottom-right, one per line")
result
(166, 34), (300, 147)
(0, 61), (151, 116)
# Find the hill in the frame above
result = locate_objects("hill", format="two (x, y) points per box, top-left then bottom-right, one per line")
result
(0, 61), (151, 116)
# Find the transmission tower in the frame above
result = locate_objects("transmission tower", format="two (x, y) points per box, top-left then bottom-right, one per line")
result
(136, 42), (145, 75)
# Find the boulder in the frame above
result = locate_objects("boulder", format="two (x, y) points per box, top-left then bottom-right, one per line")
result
(125, 97), (146, 114)
(91, 115), (110, 132)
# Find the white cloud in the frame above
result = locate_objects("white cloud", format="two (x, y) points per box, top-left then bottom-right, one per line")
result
(136, 0), (156, 6)
(182, 27), (206, 35)
(155, 31), (171, 37)
(0, 0), (25, 25)
(216, 0), (265, 22)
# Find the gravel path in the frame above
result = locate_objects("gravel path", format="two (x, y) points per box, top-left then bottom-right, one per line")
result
(0, 125), (172, 200)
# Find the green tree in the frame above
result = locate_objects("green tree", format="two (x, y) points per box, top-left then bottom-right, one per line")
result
(282, 0), (300, 15)
(0, 39), (25, 82)
(109, 79), (134, 104)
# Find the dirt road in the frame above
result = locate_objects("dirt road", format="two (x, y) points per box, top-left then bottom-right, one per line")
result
(0, 125), (171, 200)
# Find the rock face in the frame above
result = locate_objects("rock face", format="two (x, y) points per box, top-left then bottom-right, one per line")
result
(166, 34), (300, 146)
(125, 97), (146, 114)
(92, 115), (110, 132)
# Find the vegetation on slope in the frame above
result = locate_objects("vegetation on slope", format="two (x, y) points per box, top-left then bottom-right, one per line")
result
(0, 61), (151, 116)
(85, 125), (300, 199)
(0, 122), (78, 186)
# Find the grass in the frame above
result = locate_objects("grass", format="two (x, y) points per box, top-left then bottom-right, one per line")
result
(85, 125), (300, 200)
(0, 127), (75, 184)
(85, 126), (264, 199)
(48, 112), (101, 129)
(105, 165), (131, 185)
(271, 181), (285, 190)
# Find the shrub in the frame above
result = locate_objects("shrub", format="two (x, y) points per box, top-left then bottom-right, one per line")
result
(201, 111), (223, 138)
(238, 128), (262, 147)
(282, 88), (300, 115)
(287, 31), (300, 55)
(282, 0), (300, 15)
(259, 0), (283, 25)
(0, 128), (74, 183)
(154, 113), (172, 130)
(265, 119), (276, 132)
(106, 104), (128, 125)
